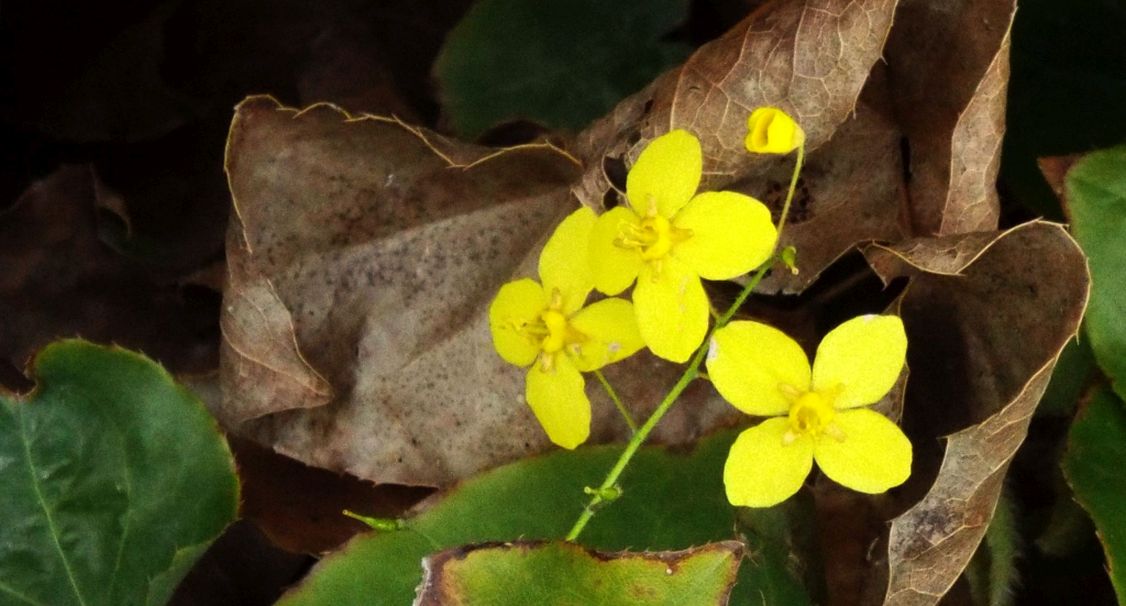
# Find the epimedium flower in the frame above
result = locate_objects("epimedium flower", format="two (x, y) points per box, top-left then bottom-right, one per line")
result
(490, 207), (645, 450)
(744, 107), (805, 155)
(590, 130), (778, 363)
(706, 315), (912, 507)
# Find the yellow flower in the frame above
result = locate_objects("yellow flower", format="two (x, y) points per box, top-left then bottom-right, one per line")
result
(706, 315), (911, 507)
(744, 107), (804, 155)
(490, 207), (645, 449)
(590, 130), (778, 363)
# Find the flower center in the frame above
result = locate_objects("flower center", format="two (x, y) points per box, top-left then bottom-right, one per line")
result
(539, 309), (569, 353)
(613, 214), (692, 262)
(780, 390), (845, 445)
(788, 392), (834, 434)
(511, 289), (587, 372)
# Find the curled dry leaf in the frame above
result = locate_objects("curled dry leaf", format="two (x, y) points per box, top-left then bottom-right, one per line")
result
(221, 97), (746, 486)
(222, 96), (644, 486)
(570, 0), (1014, 295)
(884, 0), (1014, 236)
(571, 0), (899, 200)
(856, 222), (1090, 605)
(0, 166), (218, 385)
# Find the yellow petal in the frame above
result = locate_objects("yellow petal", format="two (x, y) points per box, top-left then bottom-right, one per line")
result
(744, 107), (804, 155)
(814, 409), (911, 493)
(634, 258), (708, 363)
(526, 354), (590, 449)
(724, 418), (814, 507)
(489, 279), (547, 366)
(590, 206), (644, 295)
(569, 298), (645, 372)
(540, 206), (596, 314)
(626, 130), (702, 219)
(706, 321), (811, 416)
(811, 315), (907, 409)
(673, 191), (778, 280)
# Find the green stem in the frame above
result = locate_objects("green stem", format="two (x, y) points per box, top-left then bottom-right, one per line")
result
(594, 369), (637, 433)
(566, 261), (773, 541)
(774, 144), (805, 245)
(565, 145), (807, 542)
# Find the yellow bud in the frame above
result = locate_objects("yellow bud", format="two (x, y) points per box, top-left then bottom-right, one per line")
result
(744, 107), (804, 155)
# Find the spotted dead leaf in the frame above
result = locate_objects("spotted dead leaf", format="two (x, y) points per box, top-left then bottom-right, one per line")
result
(220, 0), (1023, 495)
(851, 222), (1089, 605)
(220, 95), (751, 486)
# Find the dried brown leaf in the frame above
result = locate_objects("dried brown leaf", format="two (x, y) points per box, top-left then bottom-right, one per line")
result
(870, 222), (1089, 605)
(885, 0), (1015, 236)
(572, 0), (899, 206)
(221, 96), (581, 485)
(0, 166), (218, 384)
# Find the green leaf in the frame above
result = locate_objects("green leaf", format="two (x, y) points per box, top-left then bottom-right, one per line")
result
(1001, 0), (1126, 218)
(1063, 387), (1126, 603)
(278, 430), (812, 606)
(0, 340), (239, 606)
(1064, 145), (1126, 400)
(1036, 338), (1096, 417)
(434, 0), (690, 138)
(415, 541), (743, 605)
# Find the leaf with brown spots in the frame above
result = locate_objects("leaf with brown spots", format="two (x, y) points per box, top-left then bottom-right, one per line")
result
(415, 541), (744, 606)
(219, 96), (587, 486)
(845, 222), (1089, 605)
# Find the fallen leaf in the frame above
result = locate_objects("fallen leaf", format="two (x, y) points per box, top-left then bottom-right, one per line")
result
(416, 541), (743, 606)
(884, 0), (1015, 236)
(862, 222), (1089, 605)
(220, 96), (587, 485)
(0, 166), (220, 385)
(571, 0), (899, 202)
(230, 437), (432, 554)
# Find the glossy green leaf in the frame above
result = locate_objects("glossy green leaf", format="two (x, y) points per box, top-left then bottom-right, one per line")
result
(1001, 0), (1126, 218)
(1064, 387), (1126, 603)
(1065, 145), (1126, 400)
(0, 340), (239, 606)
(279, 430), (811, 606)
(434, 0), (690, 138)
(415, 541), (742, 605)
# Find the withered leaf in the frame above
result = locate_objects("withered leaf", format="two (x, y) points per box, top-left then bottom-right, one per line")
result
(572, 0), (899, 203)
(860, 222), (1089, 605)
(884, 0), (1014, 236)
(0, 166), (218, 385)
(222, 96), (590, 485)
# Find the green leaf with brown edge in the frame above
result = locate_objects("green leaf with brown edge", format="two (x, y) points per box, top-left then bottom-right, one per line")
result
(434, 0), (690, 138)
(1062, 144), (1126, 401)
(416, 541), (743, 605)
(0, 340), (239, 606)
(277, 430), (812, 606)
(1064, 386), (1126, 604)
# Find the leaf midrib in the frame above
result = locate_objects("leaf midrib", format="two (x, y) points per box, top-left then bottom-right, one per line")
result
(17, 404), (89, 606)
